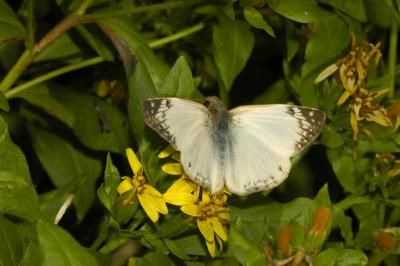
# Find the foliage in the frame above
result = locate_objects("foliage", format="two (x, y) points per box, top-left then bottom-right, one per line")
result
(0, 0), (400, 265)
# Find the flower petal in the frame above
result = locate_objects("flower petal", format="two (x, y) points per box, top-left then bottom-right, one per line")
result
(181, 204), (201, 217)
(314, 63), (338, 84)
(158, 145), (175, 158)
(117, 179), (133, 194)
(126, 148), (142, 176)
(138, 192), (160, 223)
(205, 239), (216, 257)
(197, 219), (214, 242)
(143, 184), (163, 198)
(163, 192), (196, 206)
(210, 217), (227, 241)
(165, 177), (197, 194)
(162, 163), (183, 175)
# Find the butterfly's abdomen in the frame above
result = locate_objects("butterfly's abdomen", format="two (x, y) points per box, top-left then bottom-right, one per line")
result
(209, 110), (234, 170)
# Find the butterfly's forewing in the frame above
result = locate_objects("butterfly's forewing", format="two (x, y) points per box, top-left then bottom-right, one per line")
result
(143, 98), (224, 192)
(225, 105), (325, 196)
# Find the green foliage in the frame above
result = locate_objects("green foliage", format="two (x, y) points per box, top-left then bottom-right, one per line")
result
(0, 0), (400, 265)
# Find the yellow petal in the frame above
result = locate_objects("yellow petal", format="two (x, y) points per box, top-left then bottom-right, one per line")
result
(143, 184), (163, 197)
(165, 177), (197, 194)
(181, 204), (201, 217)
(198, 219), (214, 242)
(117, 179), (133, 194)
(210, 217), (227, 241)
(163, 192), (196, 206)
(162, 163), (183, 175)
(202, 190), (211, 203)
(205, 239), (216, 257)
(216, 235), (224, 252)
(138, 192), (160, 223)
(158, 145), (175, 158)
(126, 148), (142, 176)
(336, 91), (351, 106)
(314, 63), (338, 84)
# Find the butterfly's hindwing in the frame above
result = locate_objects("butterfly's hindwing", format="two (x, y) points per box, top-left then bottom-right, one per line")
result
(223, 104), (325, 195)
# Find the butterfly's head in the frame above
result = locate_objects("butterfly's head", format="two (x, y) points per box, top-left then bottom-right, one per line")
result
(203, 96), (225, 115)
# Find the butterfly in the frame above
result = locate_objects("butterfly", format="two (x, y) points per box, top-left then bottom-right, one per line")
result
(143, 96), (325, 196)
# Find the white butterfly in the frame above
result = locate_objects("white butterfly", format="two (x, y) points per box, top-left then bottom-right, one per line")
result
(143, 97), (325, 196)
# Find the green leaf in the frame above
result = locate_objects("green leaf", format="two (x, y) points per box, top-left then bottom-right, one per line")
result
(267, 0), (320, 23)
(0, 115), (39, 221)
(252, 79), (289, 104)
(317, 0), (367, 22)
(243, 5), (275, 37)
(229, 224), (265, 266)
(302, 12), (351, 77)
(0, 215), (23, 266)
(76, 24), (115, 61)
(0, 0), (26, 44)
(128, 251), (173, 266)
(37, 220), (99, 266)
(213, 12), (255, 91)
(98, 153), (121, 213)
(29, 126), (102, 221)
(326, 149), (368, 194)
(34, 32), (84, 62)
(171, 234), (208, 256)
(11, 84), (74, 127)
(364, 0), (400, 28)
(314, 247), (367, 266)
(0, 90), (9, 111)
(39, 184), (75, 223)
(162, 56), (198, 98)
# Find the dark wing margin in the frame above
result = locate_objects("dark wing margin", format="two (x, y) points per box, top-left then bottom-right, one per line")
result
(143, 98), (177, 146)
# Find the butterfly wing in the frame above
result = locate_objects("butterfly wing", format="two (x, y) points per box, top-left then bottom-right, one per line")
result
(224, 105), (325, 196)
(143, 98), (224, 193)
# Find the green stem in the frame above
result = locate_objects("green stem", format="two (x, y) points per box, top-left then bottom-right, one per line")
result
(85, 0), (203, 20)
(388, 20), (397, 98)
(73, 0), (95, 15)
(0, 50), (34, 93)
(6, 56), (104, 98)
(148, 22), (204, 49)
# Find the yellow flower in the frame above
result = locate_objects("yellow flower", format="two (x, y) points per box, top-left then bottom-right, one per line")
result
(159, 145), (231, 257)
(117, 148), (167, 223)
(315, 34), (382, 106)
(349, 88), (392, 140)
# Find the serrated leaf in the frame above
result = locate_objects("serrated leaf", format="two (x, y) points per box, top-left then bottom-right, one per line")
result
(0, 0), (26, 44)
(243, 5), (275, 37)
(37, 220), (99, 266)
(213, 12), (254, 90)
(0, 115), (39, 221)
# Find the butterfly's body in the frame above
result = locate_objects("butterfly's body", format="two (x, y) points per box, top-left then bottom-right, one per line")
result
(143, 97), (325, 196)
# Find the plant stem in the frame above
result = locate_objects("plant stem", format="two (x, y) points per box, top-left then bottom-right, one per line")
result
(388, 20), (397, 98)
(85, 0), (203, 20)
(336, 195), (371, 210)
(0, 50), (34, 93)
(0, 15), (86, 94)
(6, 56), (104, 98)
(148, 22), (204, 49)
(73, 0), (95, 15)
